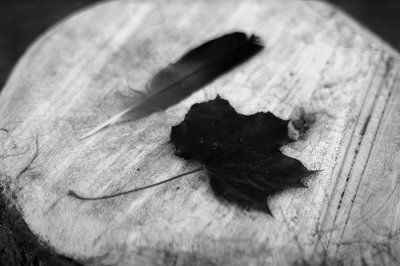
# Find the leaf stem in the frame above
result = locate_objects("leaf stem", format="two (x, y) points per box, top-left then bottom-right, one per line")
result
(68, 167), (204, 201)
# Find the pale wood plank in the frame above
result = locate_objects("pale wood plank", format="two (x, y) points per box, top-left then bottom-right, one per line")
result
(326, 61), (400, 265)
(0, 0), (399, 265)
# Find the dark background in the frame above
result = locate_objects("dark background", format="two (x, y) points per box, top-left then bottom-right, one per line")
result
(0, 0), (400, 91)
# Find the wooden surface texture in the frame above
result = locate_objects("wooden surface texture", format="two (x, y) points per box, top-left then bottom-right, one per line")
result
(1, 0), (400, 265)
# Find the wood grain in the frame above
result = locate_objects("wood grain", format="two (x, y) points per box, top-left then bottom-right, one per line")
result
(0, 0), (399, 265)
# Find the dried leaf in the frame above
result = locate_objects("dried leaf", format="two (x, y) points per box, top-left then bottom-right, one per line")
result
(170, 96), (318, 214)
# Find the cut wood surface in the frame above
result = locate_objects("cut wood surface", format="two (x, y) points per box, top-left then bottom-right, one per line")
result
(0, 0), (399, 265)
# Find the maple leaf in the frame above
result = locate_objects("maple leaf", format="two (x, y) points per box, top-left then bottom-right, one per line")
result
(170, 96), (317, 214)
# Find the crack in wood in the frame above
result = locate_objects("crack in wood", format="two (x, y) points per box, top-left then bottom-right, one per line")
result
(313, 52), (400, 264)
(320, 55), (400, 264)
(339, 61), (397, 227)
(360, 114), (371, 136)
(15, 138), (39, 180)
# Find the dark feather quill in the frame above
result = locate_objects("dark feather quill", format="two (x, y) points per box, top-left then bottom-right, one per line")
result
(81, 32), (263, 139)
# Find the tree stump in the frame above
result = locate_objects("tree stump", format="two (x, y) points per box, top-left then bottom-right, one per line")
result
(1, 0), (400, 265)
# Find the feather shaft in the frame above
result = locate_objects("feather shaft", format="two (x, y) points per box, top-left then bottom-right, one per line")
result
(81, 32), (263, 139)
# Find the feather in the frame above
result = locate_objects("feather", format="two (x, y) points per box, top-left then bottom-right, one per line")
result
(81, 32), (263, 139)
